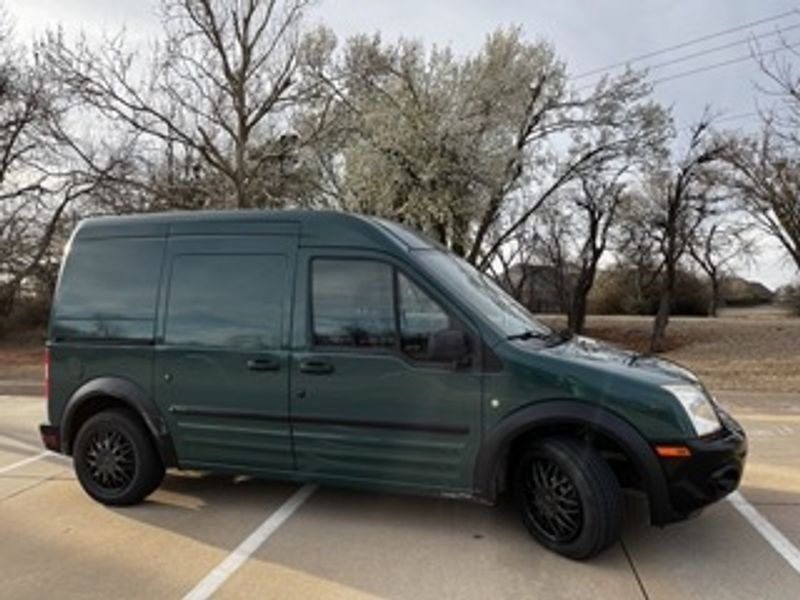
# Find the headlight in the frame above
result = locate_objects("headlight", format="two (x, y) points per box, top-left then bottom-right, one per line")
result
(662, 384), (721, 437)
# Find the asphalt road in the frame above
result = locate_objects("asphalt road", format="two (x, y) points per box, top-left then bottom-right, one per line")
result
(1, 386), (799, 599)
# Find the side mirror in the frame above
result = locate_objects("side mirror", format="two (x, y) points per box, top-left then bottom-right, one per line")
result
(428, 329), (471, 366)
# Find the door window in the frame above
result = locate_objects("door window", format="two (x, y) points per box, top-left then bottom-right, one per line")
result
(311, 260), (396, 348)
(310, 259), (466, 362)
(397, 272), (452, 361)
(165, 254), (285, 348)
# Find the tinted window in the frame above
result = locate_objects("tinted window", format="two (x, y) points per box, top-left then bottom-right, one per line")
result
(165, 254), (285, 348)
(55, 237), (164, 321)
(398, 273), (453, 361)
(312, 260), (395, 348)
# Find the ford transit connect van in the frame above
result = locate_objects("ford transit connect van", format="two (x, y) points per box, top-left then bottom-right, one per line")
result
(40, 210), (746, 559)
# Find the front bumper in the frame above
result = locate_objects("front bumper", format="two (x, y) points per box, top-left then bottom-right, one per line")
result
(659, 408), (747, 518)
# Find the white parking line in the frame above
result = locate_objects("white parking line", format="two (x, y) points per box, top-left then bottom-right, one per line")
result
(0, 451), (54, 475)
(182, 483), (318, 600)
(0, 434), (47, 453)
(728, 491), (800, 574)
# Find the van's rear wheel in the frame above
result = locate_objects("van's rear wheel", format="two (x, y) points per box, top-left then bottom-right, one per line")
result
(73, 409), (164, 506)
(512, 437), (622, 560)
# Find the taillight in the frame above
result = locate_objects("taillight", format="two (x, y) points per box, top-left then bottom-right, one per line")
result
(44, 347), (51, 402)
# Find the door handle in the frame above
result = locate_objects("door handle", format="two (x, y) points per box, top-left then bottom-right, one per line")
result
(245, 357), (281, 372)
(298, 359), (334, 375)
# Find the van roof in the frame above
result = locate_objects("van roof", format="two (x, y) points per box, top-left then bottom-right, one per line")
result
(73, 209), (440, 251)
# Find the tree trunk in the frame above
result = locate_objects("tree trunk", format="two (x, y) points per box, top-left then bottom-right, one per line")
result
(554, 264), (570, 314)
(568, 292), (588, 334)
(650, 256), (678, 353)
(650, 271), (675, 354)
(234, 137), (247, 209)
(568, 267), (595, 335)
(0, 286), (16, 319)
(709, 277), (720, 317)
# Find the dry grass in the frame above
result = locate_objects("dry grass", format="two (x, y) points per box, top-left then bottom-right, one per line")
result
(0, 328), (46, 379)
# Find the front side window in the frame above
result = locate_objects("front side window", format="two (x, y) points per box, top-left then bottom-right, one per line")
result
(397, 272), (452, 361)
(311, 259), (396, 348)
(311, 259), (466, 363)
(165, 254), (285, 348)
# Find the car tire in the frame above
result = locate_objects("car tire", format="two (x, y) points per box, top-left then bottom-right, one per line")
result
(512, 436), (623, 560)
(73, 408), (165, 506)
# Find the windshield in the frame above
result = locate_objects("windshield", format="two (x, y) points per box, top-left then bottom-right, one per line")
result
(416, 250), (551, 338)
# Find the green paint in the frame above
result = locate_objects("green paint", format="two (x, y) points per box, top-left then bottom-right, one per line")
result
(48, 210), (702, 497)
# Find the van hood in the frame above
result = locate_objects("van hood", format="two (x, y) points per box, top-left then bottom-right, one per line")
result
(524, 334), (701, 387)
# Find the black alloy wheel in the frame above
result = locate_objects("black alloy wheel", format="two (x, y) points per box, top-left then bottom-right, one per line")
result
(523, 456), (583, 543)
(73, 408), (165, 506)
(85, 427), (136, 491)
(512, 436), (623, 560)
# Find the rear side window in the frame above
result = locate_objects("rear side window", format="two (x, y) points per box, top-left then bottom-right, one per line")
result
(311, 260), (396, 348)
(55, 237), (163, 321)
(165, 254), (285, 349)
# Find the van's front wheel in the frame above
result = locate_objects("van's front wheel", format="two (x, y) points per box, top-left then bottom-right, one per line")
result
(512, 437), (622, 560)
(73, 409), (164, 506)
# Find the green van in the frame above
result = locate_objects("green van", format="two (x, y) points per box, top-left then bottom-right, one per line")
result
(40, 210), (746, 559)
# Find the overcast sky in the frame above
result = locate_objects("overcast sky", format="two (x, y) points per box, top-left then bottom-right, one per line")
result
(8, 0), (800, 288)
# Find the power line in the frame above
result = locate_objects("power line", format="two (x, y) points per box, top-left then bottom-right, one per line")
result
(715, 110), (760, 124)
(650, 39), (800, 86)
(572, 8), (800, 81)
(676, 110), (779, 133)
(644, 22), (800, 74)
(711, 111), (772, 129)
(576, 36), (800, 93)
(714, 107), (796, 126)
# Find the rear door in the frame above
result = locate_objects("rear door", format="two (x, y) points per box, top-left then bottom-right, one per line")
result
(154, 231), (297, 471)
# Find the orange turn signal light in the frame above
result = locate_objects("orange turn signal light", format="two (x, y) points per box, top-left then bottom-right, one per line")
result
(655, 445), (692, 458)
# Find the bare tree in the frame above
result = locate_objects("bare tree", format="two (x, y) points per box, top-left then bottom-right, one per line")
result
(564, 175), (627, 332)
(474, 69), (670, 271)
(752, 31), (800, 151)
(0, 8), (136, 321)
(533, 205), (573, 313)
(688, 217), (755, 316)
(0, 14), (63, 316)
(510, 94), (669, 333)
(42, 0), (312, 209)
(724, 32), (800, 275)
(723, 131), (800, 273)
(647, 118), (727, 352)
(614, 191), (662, 315)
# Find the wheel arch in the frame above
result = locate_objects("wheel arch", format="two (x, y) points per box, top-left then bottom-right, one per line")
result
(61, 377), (178, 468)
(473, 399), (678, 526)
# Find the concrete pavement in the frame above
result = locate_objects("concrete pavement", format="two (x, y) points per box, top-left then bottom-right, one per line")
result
(1, 389), (798, 599)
